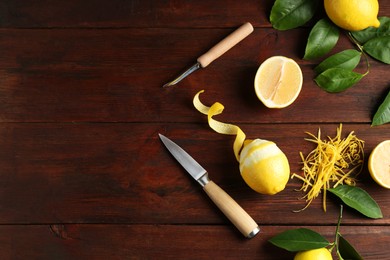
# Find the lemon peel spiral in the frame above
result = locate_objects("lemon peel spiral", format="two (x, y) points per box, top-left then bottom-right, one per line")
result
(193, 90), (290, 195)
(193, 90), (245, 161)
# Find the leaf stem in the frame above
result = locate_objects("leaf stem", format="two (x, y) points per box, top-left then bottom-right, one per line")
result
(335, 205), (344, 259)
(348, 32), (370, 75)
(348, 32), (364, 52)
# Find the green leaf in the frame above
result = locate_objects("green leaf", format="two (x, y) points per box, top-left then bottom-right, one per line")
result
(363, 36), (390, 64)
(328, 185), (383, 219)
(270, 0), (320, 30)
(372, 89), (390, 126)
(315, 68), (364, 93)
(352, 17), (390, 44)
(304, 18), (339, 60)
(269, 228), (330, 252)
(338, 235), (364, 260)
(314, 49), (362, 74)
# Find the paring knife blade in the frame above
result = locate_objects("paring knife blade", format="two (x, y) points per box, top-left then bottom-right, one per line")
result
(159, 134), (260, 238)
(162, 22), (254, 88)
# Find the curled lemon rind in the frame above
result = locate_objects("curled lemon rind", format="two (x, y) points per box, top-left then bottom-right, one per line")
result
(193, 90), (245, 161)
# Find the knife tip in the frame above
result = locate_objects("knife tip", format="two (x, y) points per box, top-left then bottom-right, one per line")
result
(162, 82), (174, 88)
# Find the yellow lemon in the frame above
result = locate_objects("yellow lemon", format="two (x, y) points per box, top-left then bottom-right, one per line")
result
(294, 248), (333, 260)
(193, 91), (290, 195)
(239, 139), (290, 195)
(368, 140), (390, 189)
(254, 56), (303, 109)
(324, 0), (380, 31)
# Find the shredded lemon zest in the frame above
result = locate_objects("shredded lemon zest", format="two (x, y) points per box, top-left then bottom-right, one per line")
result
(292, 124), (364, 212)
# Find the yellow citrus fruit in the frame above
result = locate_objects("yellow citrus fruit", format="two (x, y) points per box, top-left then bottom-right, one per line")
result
(239, 139), (290, 195)
(294, 248), (333, 260)
(324, 0), (380, 31)
(254, 56), (303, 109)
(368, 140), (390, 189)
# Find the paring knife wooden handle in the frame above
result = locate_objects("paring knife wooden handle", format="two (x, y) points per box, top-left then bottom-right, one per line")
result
(163, 22), (253, 87)
(159, 134), (259, 238)
(197, 22), (254, 68)
(203, 180), (260, 238)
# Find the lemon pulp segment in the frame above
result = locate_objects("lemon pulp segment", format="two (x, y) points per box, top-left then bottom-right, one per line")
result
(368, 140), (390, 189)
(254, 56), (302, 108)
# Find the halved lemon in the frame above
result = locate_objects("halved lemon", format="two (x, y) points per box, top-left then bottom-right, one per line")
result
(254, 56), (303, 108)
(368, 140), (390, 189)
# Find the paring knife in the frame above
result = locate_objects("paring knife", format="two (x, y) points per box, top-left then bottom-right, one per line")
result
(159, 134), (260, 238)
(162, 22), (254, 88)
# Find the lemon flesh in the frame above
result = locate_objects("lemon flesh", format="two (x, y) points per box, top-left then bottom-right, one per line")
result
(239, 139), (290, 195)
(368, 140), (390, 189)
(294, 248), (333, 260)
(254, 56), (302, 108)
(324, 0), (380, 31)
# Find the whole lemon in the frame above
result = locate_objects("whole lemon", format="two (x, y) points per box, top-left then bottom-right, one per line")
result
(294, 248), (333, 260)
(239, 139), (290, 195)
(324, 0), (380, 31)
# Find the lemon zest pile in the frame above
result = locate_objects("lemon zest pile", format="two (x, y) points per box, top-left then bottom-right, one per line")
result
(193, 90), (246, 161)
(292, 124), (365, 212)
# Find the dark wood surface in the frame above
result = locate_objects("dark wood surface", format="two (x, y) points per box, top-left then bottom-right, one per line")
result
(1, 1), (389, 259)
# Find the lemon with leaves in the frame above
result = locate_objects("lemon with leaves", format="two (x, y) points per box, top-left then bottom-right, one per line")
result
(324, 0), (380, 31)
(294, 248), (333, 260)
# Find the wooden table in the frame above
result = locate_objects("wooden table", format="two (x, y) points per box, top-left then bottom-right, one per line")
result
(1, 1), (389, 259)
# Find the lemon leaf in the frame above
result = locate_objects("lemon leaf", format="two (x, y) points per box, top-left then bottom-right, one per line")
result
(352, 17), (390, 44)
(304, 18), (339, 60)
(269, 228), (330, 252)
(338, 236), (364, 260)
(314, 68), (364, 93)
(270, 0), (320, 30)
(314, 49), (362, 74)
(328, 185), (383, 219)
(372, 89), (390, 126)
(363, 36), (390, 64)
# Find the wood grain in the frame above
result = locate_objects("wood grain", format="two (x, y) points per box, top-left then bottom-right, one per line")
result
(0, 0), (389, 259)
(0, 225), (389, 259)
(0, 123), (388, 225)
(0, 28), (387, 123)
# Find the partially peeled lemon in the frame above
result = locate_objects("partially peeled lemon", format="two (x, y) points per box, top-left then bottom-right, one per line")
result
(193, 90), (290, 195)
(240, 139), (290, 194)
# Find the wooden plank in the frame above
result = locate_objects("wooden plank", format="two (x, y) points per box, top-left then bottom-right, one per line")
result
(0, 122), (388, 224)
(0, 28), (388, 123)
(0, 1), (389, 259)
(0, 0), (275, 28)
(1, 0), (389, 29)
(0, 224), (389, 259)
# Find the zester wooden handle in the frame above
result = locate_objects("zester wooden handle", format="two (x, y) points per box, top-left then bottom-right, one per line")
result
(197, 22), (254, 68)
(203, 180), (259, 238)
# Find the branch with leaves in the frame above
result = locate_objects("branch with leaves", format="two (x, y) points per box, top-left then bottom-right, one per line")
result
(270, 0), (390, 126)
(269, 206), (364, 260)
